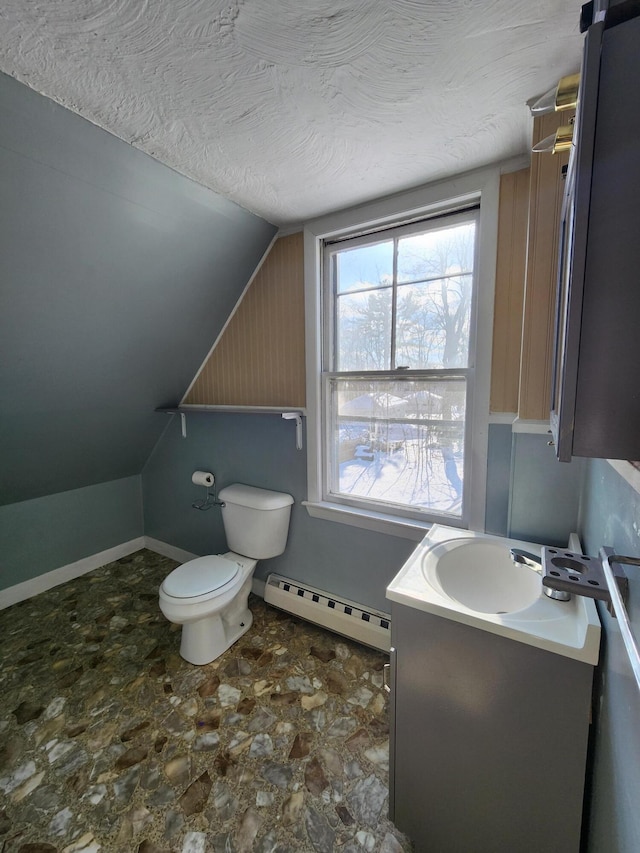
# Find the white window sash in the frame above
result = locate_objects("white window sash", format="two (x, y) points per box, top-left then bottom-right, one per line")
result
(303, 164), (506, 536)
(322, 373), (471, 525)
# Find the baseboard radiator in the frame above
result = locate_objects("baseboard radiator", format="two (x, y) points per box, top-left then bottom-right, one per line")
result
(263, 573), (391, 652)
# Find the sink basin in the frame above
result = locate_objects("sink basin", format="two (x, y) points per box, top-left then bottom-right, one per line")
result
(424, 538), (542, 614)
(386, 524), (601, 664)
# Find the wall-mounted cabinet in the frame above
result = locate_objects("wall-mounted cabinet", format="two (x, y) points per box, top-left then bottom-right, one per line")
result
(551, 12), (640, 461)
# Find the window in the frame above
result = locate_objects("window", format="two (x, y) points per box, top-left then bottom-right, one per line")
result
(321, 208), (479, 525)
(304, 167), (499, 537)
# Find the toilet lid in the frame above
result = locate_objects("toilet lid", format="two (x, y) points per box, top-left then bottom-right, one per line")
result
(163, 555), (240, 598)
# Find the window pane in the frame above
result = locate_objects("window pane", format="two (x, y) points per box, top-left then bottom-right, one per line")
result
(397, 222), (475, 283)
(329, 377), (466, 517)
(335, 241), (393, 294)
(395, 274), (472, 369)
(336, 289), (393, 371)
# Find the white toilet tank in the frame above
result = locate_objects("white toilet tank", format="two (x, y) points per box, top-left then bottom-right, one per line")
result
(218, 484), (294, 559)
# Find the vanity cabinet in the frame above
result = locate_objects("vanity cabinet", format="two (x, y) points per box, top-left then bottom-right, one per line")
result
(388, 602), (594, 852)
(551, 11), (640, 460)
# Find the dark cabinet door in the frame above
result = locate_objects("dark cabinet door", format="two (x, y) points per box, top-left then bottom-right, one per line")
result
(552, 13), (640, 461)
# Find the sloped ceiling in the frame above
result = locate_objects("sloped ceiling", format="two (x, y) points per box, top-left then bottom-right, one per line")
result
(0, 73), (276, 506)
(0, 0), (584, 225)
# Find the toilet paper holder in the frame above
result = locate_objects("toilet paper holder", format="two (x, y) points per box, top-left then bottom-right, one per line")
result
(191, 471), (225, 511)
(192, 486), (225, 512)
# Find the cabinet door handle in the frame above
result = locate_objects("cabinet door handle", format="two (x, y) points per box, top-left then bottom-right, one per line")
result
(383, 662), (391, 693)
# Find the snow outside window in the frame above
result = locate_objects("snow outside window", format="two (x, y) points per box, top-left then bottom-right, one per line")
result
(322, 208), (479, 524)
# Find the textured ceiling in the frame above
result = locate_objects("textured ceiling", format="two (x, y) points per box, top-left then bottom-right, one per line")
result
(0, 0), (583, 225)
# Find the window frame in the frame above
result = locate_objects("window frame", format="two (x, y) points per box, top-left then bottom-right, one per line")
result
(322, 208), (479, 525)
(302, 167), (503, 539)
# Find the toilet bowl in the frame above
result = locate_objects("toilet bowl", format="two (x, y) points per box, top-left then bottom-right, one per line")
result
(159, 483), (293, 665)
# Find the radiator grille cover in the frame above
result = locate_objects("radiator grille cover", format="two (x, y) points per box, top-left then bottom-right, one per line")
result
(264, 573), (391, 651)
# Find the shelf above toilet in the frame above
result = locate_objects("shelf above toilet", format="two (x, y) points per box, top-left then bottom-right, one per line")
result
(156, 405), (306, 415)
(155, 405), (306, 446)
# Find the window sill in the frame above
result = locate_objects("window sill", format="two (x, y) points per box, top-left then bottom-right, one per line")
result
(302, 500), (441, 541)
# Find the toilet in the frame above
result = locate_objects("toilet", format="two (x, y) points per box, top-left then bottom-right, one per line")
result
(159, 483), (294, 665)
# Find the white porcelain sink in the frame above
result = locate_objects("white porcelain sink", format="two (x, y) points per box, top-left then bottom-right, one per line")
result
(387, 525), (601, 664)
(424, 537), (542, 614)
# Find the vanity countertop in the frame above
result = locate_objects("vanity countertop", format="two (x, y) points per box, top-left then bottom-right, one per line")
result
(387, 524), (601, 665)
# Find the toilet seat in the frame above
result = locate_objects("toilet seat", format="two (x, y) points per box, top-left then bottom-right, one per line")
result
(162, 555), (240, 599)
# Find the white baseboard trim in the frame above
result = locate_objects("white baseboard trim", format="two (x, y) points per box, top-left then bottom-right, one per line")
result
(0, 536), (267, 611)
(0, 536), (145, 611)
(143, 537), (199, 564)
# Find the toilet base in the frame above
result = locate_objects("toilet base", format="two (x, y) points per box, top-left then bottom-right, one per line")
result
(178, 576), (254, 665)
(180, 608), (253, 665)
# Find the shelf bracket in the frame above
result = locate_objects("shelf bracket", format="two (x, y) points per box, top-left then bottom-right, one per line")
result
(155, 406), (306, 446)
(282, 412), (303, 450)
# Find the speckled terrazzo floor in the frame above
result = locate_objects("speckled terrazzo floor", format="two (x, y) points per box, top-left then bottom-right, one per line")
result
(0, 550), (412, 853)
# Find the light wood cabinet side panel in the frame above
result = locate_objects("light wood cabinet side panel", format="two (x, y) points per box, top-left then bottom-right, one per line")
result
(185, 233), (306, 407)
(490, 167), (530, 414)
(518, 113), (571, 420)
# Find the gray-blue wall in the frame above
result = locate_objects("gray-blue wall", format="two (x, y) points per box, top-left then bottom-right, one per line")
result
(509, 432), (584, 546)
(485, 424), (584, 546)
(0, 476), (143, 590)
(0, 71), (276, 508)
(579, 459), (640, 852)
(143, 413), (417, 614)
(485, 423), (512, 536)
(0, 71), (275, 587)
(144, 417), (588, 614)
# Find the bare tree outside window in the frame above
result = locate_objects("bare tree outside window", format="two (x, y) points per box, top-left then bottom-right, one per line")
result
(324, 212), (477, 520)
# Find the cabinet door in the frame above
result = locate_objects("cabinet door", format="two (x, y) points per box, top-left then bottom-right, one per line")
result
(387, 646), (397, 822)
(571, 14), (640, 459)
(390, 602), (592, 852)
(551, 22), (602, 459)
(552, 14), (640, 460)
